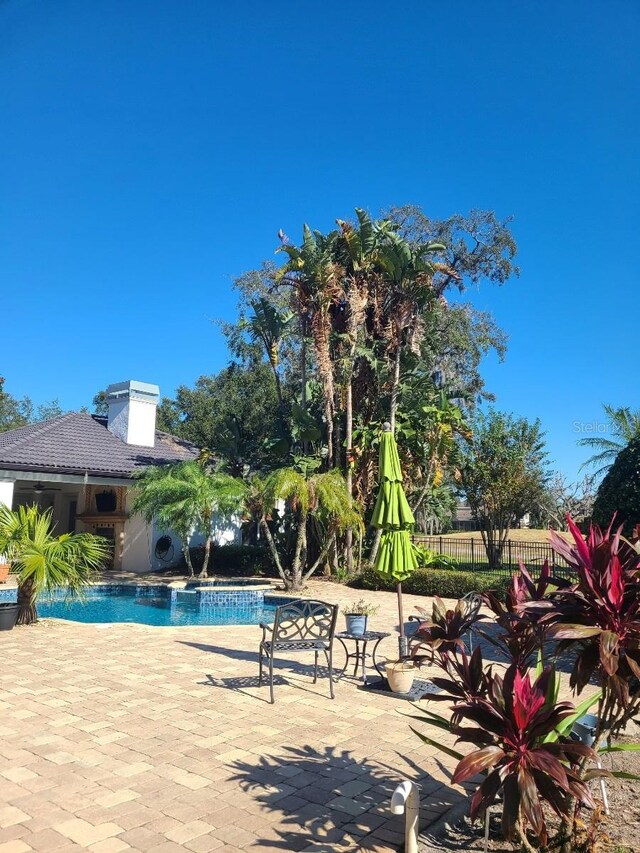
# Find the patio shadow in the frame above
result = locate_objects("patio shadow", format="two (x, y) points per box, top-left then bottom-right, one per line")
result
(229, 744), (467, 850)
(201, 672), (289, 702)
(179, 640), (334, 678)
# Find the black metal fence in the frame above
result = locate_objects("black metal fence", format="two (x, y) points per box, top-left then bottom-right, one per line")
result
(413, 535), (572, 578)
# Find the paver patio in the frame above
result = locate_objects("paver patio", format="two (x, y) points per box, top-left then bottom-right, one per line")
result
(0, 581), (472, 852)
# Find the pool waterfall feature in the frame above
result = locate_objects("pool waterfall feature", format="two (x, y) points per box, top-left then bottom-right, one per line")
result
(172, 578), (275, 610)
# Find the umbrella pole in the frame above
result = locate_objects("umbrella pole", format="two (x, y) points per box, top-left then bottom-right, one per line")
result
(397, 582), (408, 660)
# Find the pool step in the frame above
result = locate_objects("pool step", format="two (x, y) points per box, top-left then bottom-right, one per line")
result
(174, 589), (199, 605)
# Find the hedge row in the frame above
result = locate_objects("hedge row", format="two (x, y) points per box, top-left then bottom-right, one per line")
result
(350, 566), (511, 600)
(179, 544), (277, 577)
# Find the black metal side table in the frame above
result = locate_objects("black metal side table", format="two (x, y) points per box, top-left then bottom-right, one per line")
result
(335, 630), (390, 685)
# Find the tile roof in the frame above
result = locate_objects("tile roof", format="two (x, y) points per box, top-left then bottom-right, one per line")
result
(0, 413), (199, 478)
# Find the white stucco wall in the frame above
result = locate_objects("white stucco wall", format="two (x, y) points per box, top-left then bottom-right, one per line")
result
(0, 480), (14, 509)
(212, 513), (242, 547)
(122, 512), (153, 573)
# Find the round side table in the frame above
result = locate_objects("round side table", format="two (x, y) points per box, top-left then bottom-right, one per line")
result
(335, 630), (390, 685)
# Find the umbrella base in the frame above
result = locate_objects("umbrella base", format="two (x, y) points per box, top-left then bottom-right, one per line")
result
(360, 677), (441, 702)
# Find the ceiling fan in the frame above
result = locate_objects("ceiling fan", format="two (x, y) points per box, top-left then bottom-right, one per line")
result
(32, 482), (62, 494)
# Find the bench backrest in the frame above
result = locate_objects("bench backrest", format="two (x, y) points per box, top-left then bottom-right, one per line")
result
(272, 599), (338, 644)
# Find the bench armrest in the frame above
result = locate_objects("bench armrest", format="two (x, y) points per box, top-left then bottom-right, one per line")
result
(259, 622), (272, 643)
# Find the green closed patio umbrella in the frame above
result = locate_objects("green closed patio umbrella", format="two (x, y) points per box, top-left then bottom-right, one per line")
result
(371, 422), (418, 658)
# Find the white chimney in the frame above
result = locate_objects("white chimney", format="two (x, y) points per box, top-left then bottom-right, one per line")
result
(106, 380), (160, 448)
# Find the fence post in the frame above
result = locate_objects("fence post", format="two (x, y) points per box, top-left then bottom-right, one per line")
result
(508, 540), (512, 569)
(439, 536), (443, 555)
(471, 537), (475, 571)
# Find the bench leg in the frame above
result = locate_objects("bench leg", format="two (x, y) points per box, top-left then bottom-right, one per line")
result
(258, 646), (263, 686)
(325, 649), (335, 699)
(313, 651), (319, 683)
(269, 654), (275, 704)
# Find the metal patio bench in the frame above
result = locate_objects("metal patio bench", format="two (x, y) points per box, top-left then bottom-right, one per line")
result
(258, 599), (338, 704)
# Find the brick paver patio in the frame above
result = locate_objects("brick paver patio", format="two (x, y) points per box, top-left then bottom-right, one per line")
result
(0, 581), (470, 852)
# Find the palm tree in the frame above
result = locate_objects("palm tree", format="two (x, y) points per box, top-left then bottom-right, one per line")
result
(132, 461), (247, 578)
(132, 465), (199, 576)
(0, 504), (110, 625)
(277, 226), (344, 467)
(257, 464), (362, 591)
(578, 404), (640, 478)
(375, 228), (447, 430)
(334, 209), (379, 572)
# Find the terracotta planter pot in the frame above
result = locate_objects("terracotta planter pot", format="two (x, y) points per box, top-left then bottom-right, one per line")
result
(0, 563), (10, 584)
(385, 660), (416, 694)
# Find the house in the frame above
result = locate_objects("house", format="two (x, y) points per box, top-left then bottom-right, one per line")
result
(0, 380), (237, 572)
(451, 498), (531, 532)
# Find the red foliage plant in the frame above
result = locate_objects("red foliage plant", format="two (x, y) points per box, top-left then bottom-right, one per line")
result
(411, 515), (640, 852)
(451, 664), (595, 846)
(483, 558), (570, 671)
(528, 516), (640, 732)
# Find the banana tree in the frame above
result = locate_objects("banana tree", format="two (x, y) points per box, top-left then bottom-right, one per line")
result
(243, 297), (293, 430)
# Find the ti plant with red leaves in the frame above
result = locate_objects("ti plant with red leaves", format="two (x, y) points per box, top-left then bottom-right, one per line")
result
(411, 654), (600, 852)
(529, 516), (640, 739)
(410, 515), (640, 852)
(482, 559), (570, 671)
(409, 595), (485, 667)
(453, 665), (595, 848)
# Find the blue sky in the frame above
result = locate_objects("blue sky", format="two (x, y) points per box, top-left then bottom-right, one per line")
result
(1, 0), (638, 479)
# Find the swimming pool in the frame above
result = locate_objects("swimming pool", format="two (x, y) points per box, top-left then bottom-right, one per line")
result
(34, 584), (285, 627)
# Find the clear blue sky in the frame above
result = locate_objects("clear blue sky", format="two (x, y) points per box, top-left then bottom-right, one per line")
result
(1, 0), (638, 479)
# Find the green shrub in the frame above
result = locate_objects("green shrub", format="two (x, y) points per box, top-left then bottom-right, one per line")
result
(350, 566), (510, 600)
(413, 544), (458, 570)
(179, 543), (276, 576)
(212, 544), (276, 576)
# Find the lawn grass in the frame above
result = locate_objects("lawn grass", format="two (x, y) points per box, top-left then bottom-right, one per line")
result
(436, 528), (572, 543)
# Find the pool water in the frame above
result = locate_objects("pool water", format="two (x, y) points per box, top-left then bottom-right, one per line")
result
(37, 589), (279, 627)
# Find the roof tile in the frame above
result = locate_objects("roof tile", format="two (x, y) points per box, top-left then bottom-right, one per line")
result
(0, 413), (198, 478)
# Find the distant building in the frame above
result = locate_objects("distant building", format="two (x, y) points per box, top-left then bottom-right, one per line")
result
(451, 498), (531, 532)
(451, 498), (477, 531)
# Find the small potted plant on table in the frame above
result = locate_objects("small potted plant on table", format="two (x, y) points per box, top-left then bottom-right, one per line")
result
(342, 599), (379, 636)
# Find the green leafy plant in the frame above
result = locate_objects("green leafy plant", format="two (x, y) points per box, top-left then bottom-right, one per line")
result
(133, 461), (248, 578)
(413, 543), (458, 569)
(0, 504), (110, 625)
(341, 599), (379, 617)
(256, 465), (363, 591)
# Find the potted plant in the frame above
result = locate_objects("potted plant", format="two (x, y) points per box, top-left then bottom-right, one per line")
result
(342, 599), (378, 635)
(0, 560), (10, 583)
(0, 600), (19, 631)
(384, 658), (416, 694)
